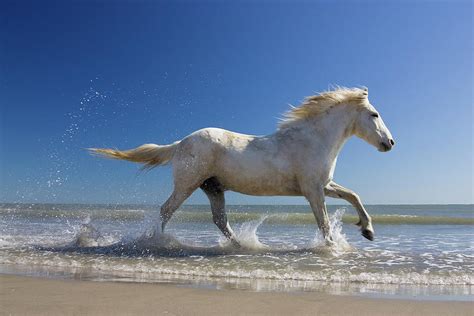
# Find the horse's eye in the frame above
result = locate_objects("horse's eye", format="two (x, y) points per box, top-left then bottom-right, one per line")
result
(371, 113), (379, 118)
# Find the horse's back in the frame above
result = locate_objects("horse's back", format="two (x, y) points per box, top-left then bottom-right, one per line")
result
(171, 127), (256, 173)
(177, 127), (255, 151)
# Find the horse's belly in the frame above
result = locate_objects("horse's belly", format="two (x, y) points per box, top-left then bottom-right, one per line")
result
(221, 177), (300, 196)
(217, 162), (300, 196)
(233, 185), (301, 196)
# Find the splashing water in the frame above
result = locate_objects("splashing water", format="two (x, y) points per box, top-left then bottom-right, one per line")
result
(61, 208), (350, 257)
(1, 203), (472, 300)
(65, 216), (116, 249)
(309, 208), (353, 254)
(75, 219), (102, 247)
(219, 216), (270, 251)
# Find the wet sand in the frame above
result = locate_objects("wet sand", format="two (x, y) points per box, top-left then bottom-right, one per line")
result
(0, 274), (472, 315)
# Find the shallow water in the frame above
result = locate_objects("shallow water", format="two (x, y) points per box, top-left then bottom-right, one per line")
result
(0, 203), (473, 301)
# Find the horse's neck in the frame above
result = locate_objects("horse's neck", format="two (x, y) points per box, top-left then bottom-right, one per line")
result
(319, 112), (353, 157)
(293, 109), (355, 161)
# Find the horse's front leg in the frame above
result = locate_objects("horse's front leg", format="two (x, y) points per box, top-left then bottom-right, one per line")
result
(302, 184), (333, 245)
(324, 181), (374, 241)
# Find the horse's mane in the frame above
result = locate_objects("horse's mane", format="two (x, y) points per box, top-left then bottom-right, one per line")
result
(279, 87), (368, 129)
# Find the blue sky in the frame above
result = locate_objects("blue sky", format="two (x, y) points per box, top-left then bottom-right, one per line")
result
(1, 0), (472, 205)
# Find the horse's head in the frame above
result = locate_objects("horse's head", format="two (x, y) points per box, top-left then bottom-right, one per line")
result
(353, 89), (395, 152)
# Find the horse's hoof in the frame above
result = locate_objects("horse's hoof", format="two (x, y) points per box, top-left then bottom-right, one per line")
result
(362, 229), (374, 241)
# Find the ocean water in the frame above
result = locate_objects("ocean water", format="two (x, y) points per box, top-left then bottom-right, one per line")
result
(0, 203), (472, 301)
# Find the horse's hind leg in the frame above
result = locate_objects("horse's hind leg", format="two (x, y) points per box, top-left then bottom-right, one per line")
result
(161, 183), (200, 232)
(201, 177), (240, 247)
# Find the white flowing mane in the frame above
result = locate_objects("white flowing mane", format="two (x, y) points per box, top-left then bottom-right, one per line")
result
(279, 87), (368, 128)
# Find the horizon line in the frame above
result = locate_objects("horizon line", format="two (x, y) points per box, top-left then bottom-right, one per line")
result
(1, 202), (473, 206)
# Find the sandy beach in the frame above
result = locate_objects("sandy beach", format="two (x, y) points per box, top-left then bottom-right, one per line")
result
(0, 274), (472, 316)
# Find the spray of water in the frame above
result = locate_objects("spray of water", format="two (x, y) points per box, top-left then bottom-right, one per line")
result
(61, 208), (352, 256)
(68, 216), (114, 248)
(309, 208), (353, 254)
(218, 215), (270, 251)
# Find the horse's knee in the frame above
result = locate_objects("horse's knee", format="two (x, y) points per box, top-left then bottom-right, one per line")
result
(345, 190), (360, 204)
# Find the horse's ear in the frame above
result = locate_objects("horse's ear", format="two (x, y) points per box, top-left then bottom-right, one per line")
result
(362, 87), (368, 96)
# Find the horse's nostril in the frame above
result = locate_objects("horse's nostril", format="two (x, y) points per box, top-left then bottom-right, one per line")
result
(389, 139), (395, 146)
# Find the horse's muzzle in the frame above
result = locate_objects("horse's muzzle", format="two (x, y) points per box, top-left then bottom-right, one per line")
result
(379, 139), (394, 152)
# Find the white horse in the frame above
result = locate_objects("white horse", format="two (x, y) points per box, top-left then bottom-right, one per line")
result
(90, 87), (394, 246)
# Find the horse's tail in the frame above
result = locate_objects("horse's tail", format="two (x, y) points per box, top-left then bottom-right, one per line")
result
(88, 142), (179, 169)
